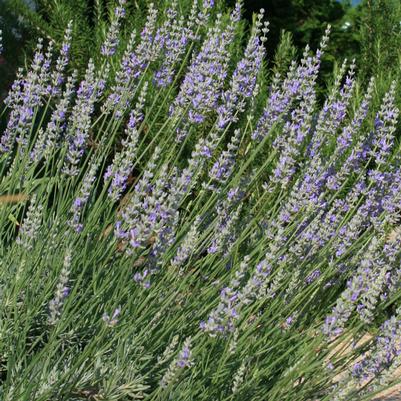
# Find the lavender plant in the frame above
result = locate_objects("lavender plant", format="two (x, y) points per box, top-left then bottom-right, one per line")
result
(1, 1), (401, 400)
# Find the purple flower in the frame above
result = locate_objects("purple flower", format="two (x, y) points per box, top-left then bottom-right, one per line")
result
(207, 186), (243, 257)
(272, 84), (317, 188)
(348, 312), (401, 388)
(176, 341), (192, 368)
(153, 5), (193, 88)
(160, 337), (193, 387)
(308, 60), (356, 157)
(103, 307), (121, 327)
(371, 81), (399, 167)
(305, 269), (321, 285)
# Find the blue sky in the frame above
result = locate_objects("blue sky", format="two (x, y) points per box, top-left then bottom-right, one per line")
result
(338, 0), (362, 5)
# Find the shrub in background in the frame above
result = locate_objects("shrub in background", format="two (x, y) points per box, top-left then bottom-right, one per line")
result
(359, 0), (401, 83)
(0, 1), (31, 100)
(1, 1), (401, 400)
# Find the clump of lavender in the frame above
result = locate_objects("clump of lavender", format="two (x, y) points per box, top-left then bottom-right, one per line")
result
(3, 3), (401, 401)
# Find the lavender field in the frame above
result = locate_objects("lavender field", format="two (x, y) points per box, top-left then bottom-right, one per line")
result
(0, 0), (401, 400)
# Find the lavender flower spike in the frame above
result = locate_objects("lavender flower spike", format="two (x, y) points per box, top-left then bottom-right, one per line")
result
(50, 21), (73, 95)
(207, 128), (241, 189)
(201, 256), (250, 336)
(101, 0), (127, 57)
(63, 59), (106, 176)
(114, 146), (163, 254)
(308, 59), (356, 158)
(105, 82), (148, 201)
(272, 83), (317, 188)
(160, 337), (193, 388)
(207, 187), (243, 256)
(171, 216), (201, 268)
(31, 71), (77, 163)
(153, 2), (191, 87)
(329, 76), (375, 170)
(216, 9), (268, 130)
(69, 155), (100, 232)
(103, 4), (158, 117)
(252, 25), (330, 142)
(16, 194), (44, 251)
(49, 248), (72, 325)
(371, 81), (399, 167)
(334, 307), (401, 399)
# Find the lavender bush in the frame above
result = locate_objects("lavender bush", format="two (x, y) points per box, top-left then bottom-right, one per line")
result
(0, 1), (401, 400)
